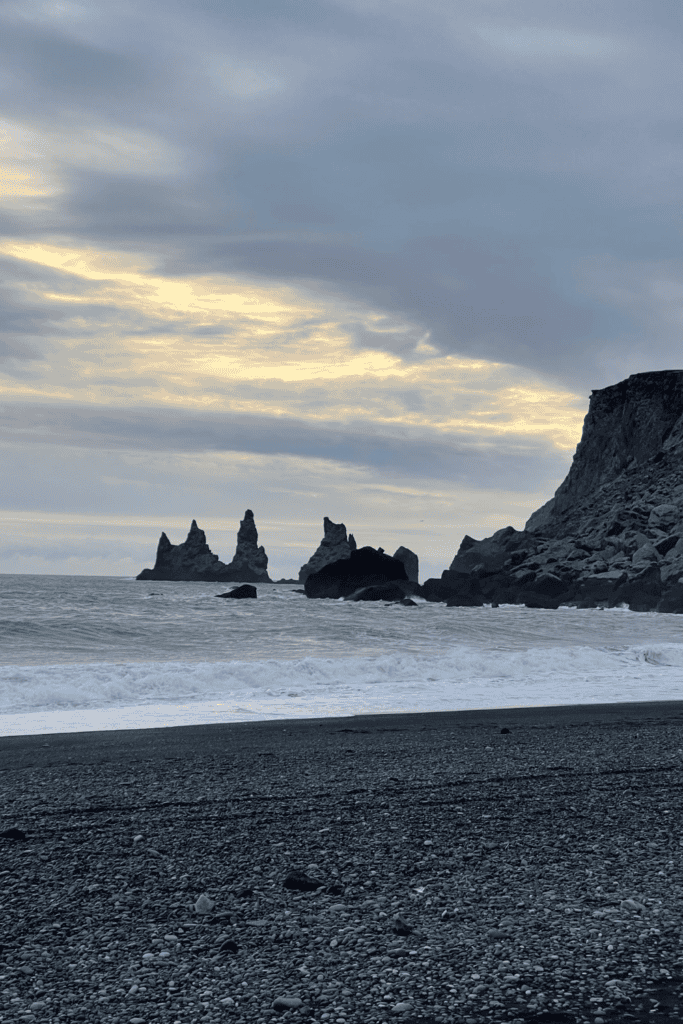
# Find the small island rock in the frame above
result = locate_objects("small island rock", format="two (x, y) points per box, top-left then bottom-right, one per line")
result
(305, 546), (418, 600)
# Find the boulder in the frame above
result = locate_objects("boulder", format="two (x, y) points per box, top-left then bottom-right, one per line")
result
(392, 546), (419, 583)
(304, 546), (413, 599)
(299, 518), (357, 583)
(216, 585), (257, 599)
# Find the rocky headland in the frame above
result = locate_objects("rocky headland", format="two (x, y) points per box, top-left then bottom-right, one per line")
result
(136, 511), (271, 583)
(298, 518), (357, 583)
(423, 370), (683, 612)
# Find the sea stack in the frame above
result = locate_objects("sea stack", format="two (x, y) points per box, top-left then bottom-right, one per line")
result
(298, 517), (357, 582)
(136, 511), (271, 582)
(221, 509), (271, 582)
(423, 370), (683, 612)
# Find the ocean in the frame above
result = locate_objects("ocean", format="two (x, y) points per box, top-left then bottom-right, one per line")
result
(1, 574), (683, 737)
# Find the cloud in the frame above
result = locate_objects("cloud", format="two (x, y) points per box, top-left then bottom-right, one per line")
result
(0, 0), (680, 390)
(0, 401), (568, 491)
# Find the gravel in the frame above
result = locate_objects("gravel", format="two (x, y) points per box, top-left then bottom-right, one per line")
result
(1, 703), (683, 1024)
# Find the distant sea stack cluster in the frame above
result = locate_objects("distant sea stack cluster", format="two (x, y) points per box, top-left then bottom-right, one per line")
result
(136, 370), (683, 612)
(136, 510), (270, 583)
(424, 370), (683, 613)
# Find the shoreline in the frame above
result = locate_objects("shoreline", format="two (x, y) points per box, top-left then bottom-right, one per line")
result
(2, 697), (683, 765)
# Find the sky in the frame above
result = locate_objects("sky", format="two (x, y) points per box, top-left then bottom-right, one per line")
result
(1, 0), (682, 580)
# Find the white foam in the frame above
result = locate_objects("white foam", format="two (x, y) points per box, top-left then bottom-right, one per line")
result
(2, 642), (683, 735)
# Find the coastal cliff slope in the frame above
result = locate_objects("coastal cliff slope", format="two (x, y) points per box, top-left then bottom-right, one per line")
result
(424, 370), (683, 612)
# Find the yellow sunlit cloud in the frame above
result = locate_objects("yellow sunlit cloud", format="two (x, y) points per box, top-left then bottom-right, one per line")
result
(0, 240), (586, 452)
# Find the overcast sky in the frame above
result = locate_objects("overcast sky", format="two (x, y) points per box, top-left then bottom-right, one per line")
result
(1, 0), (681, 579)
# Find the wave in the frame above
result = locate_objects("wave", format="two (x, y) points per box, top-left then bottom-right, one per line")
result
(2, 642), (683, 718)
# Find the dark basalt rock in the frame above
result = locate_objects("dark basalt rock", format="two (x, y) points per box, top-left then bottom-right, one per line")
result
(298, 517), (357, 583)
(216, 584), (257, 599)
(137, 511), (271, 583)
(392, 546), (419, 582)
(425, 371), (683, 613)
(283, 868), (324, 892)
(304, 546), (416, 600)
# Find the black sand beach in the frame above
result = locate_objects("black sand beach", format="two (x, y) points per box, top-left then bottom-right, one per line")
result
(2, 702), (683, 1024)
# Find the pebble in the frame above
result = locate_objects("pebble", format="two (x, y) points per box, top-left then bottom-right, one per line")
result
(272, 995), (304, 1009)
(2, 712), (682, 1024)
(194, 893), (215, 914)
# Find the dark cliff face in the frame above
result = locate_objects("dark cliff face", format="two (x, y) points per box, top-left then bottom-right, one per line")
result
(528, 370), (683, 533)
(423, 370), (683, 613)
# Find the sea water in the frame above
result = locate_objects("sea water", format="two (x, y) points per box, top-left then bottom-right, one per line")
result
(1, 574), (683, 736)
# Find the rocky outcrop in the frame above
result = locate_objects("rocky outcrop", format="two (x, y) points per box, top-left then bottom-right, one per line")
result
(304, 546), (418, 600)
(136, 511), (271, 583)
(392, 546), (419, 583)
(423, 370), (683, 612)
(298, 518), (357, 583)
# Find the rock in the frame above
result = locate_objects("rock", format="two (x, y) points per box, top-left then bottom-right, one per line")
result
(283, 868), (324, 892)
(392, 546), (419, 582)
(218, 938), (239, 953)
(392, 914), (413, 936)
(1, 827), (27, 840)
(400, 597), (418, 606)
(632, 541), (660, 567)
(304, 546), (417, 600)
(273, 996), (304, 1010)
(221, 509), (271, 582)
(427, 371), (683, 612)
(299, 517), (357, 582)
(194, 893), (215, 914)
(216, 584), (257, 599)
(392, 1001), (413, 1013)
(649, 504), (680, 532)
(136, 512), (271, 582)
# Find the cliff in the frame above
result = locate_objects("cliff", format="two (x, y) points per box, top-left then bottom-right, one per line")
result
(136, 511), (271, 583)
(424, 370), (683, 612)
